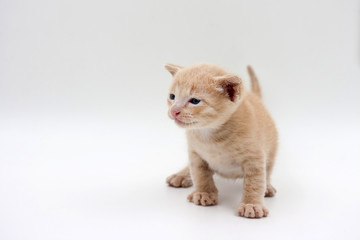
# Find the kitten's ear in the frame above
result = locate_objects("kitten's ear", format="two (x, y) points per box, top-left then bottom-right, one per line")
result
(164, 63), (183, 76)
(214, 74), (243, 102)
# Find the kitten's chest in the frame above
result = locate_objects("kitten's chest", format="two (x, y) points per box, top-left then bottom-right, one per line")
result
(188, 131), (245, 178)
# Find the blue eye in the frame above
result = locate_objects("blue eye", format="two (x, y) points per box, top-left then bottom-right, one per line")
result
(189, 98), (201, 104)
(169, 94), (175, 100)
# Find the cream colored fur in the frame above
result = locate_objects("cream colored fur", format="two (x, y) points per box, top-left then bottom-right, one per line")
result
(165, 63), (278, 218)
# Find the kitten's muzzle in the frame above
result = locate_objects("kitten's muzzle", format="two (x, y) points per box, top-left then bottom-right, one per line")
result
(171, 108), (181, 118)
(174, 118), (198, 126)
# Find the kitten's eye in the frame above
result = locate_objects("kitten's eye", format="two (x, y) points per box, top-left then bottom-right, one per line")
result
(169, 94), (175, 100)
(189, 98), (201, 105)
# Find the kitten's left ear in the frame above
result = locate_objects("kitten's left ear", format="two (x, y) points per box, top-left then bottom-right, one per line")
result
(214, 74), (243, 102)
(164, 63), (183, 76)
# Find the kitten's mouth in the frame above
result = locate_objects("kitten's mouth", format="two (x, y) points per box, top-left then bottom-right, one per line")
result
(174, 118), (197, 126)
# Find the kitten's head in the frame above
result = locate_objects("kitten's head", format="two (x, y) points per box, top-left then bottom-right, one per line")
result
(165, 63), (244, 129)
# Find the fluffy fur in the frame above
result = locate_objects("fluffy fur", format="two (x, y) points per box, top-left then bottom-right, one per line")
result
(165, 63), (278, 218)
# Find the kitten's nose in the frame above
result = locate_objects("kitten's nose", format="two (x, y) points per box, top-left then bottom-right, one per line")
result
(171, 109), (181, 118)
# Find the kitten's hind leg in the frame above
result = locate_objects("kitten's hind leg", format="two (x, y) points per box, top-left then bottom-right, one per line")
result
(265, 148), (277, 197)
(265, 184), (277, 197)
(166, 166), (193, 188)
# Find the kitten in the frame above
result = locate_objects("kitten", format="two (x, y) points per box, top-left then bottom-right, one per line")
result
(165, 63), (278, 218)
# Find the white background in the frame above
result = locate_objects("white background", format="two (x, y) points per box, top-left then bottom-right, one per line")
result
(1, 0), (360, 239)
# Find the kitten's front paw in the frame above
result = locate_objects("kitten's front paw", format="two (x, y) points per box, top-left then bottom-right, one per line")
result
(166, 174), (193, 188)
(187, 191), (218, 206)
(237, 203), (269, 218)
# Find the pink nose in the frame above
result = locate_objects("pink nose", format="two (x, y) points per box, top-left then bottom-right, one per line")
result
(171, 109), (181, 118)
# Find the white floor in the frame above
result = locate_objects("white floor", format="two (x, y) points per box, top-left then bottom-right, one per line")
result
(1, 115), (359, 240)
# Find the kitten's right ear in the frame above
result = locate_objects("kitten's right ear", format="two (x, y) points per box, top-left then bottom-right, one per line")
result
(164, 63), (183, 76)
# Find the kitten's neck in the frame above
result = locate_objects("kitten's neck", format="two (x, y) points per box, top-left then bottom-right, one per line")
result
(189, 128), (217, 141)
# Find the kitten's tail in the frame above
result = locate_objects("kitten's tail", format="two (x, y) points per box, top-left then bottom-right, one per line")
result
(247, 65), (262, 98)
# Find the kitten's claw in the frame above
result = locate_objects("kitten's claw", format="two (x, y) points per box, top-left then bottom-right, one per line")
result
(265, 184), (277, 197)
(166, 174), (193, 188)
(187, 192), (218, 206)
(237, 203), (268, 218)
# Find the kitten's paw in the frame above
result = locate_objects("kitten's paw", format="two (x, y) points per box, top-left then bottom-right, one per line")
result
(237, 203), (269, 218)
(187, 191), (218, 206)
(166, 174), (193, 188)
(265, 184), (277, 197)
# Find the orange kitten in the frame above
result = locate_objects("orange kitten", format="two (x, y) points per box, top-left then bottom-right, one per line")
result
(165, 63), (278, 218)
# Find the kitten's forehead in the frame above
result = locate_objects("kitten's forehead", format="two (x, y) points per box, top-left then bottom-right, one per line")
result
(171, 80), (211, 98)
(172, 83), (190, 97)
(169, 63), (229, 97)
